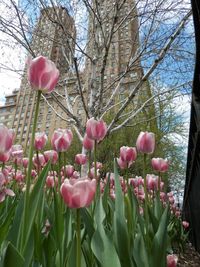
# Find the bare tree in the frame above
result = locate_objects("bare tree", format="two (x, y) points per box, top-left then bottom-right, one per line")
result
(0, 0), (194, 142)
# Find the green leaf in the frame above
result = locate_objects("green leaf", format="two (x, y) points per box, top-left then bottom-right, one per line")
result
(151, 206), (169, 267)
(22, 162), (50, 253)
(80, 208), (95, 240)
(133, 230), (150, 267)
(7, 196), (24, 247)
(0, 199), (18, 245)
(0, 242), (24, 267)
(91, 198), (121, 267)
(113, 160), (132, 267)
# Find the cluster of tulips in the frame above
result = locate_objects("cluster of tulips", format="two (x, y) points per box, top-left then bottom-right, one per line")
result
(0, 56), (189, 267)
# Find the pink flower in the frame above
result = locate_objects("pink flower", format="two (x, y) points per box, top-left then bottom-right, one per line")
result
(167, 254), (178, 267)
(0, 172), (6, 187)
(83, 134), (94, 150)
(0, 125), (14, 154)
(86, 118), (107, 141)
(120, 146), (137, 162)
(44, 150), (58, 164)
(62, 165), (74, 178)
(46, 176), (57, 188)
(0, 151), (10, 163)
(92, 162), (103, 169)
(51, 129), (73, 152)
(27, 56), (59, 93)
(11, 145), (23, 165)
(182, 221), (189, 229)
(151, 158), (169, 172)
(75, 154), (88, 165)
(118, 146), (137, 168)
(0, 188), (15, 203)
(117, 157), (127, 169)
(34, 132), (47, 151)
(22, 158), (29, 168)
(32, 154), (46, 167)
(31, 169), (37, 178)
(146, 175), (158, 191)
(14, 170), (24, 183)
(60, 178), (96, 208)
(136, 131), (155, 154)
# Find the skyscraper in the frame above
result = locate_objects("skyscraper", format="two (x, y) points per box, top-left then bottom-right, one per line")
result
(10, 6), (76, 148)
(84, 0), (142, 111)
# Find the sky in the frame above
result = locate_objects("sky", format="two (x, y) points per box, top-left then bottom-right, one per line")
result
(0, 0), (26, 105)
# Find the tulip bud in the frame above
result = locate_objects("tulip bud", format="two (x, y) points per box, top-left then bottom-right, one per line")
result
(167, 254), (178, 267)
(62, 165), (74, 178)
(136, 131), (155, 154)
(151, 158), (169, 172)
(75, 154), (88, 165)
(27, 56), (59, 93)
(34, 132), (47, 151)
(86, 118), (107, 141)
(182, 221), (189, 229)
(83, 134), (94, 150)
(22, 157), (29, 168)
(51, 129), (73, 152)
(44, 150), (58, 165)
(0, 125), (14, 154)
(60, 178), (96, 208)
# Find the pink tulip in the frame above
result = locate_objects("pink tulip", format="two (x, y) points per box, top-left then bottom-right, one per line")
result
(0, 151), (10, 163)
(151, 158), (169, 172)
(83, 134), (94, 150)
(62, 165), (74, 178)
(88, 167), (100, 179)
(72, 171), (80, 179)
(14, 170), (24, 183)
(44, 150), (58, 164)
(51, 129), (73, 152)
(0, 188), (15, 203)
(117, 157), (127, 169)
(0, 172), (6, 187)
(167, 254), (178, 267)
(182, 221), (189, 229)
(34, 132), (47, 151)
(22, 158), (29, 168)
(0, 125), (14, 154)
(120, 146), (137, 162)
(86, 118), (107, 141)
(46, 175), (56, 188)
(92, 162), (103, 169)
(27, 56), (59, 93)
(146, 174), (159, 191)
(31, 169), (37, 178)
(11, 145), (23, 165)
(136, 131), (155, 154)
(60, 177), (96, 208)
(75, 154), (88, 165)
(32, 154), (46, 167)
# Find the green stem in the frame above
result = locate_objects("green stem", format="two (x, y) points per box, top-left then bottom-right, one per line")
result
(143, 153), (148, 202)
(58, 152), (62, 189)
(94, 141), (97, 179)
(20, 90), (41, 252)
(158, 171), (161, 197)
(76, 208), (81, 267)
(143, 153), (149, 222)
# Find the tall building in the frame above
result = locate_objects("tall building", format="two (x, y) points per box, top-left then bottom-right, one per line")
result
(0, 1), (152, 149)
(9, 6), (77, 149)
(84, 0), (142, 111)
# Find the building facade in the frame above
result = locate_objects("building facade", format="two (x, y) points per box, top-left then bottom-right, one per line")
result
(6, 7), (78, 149)
(0, 1), (150, 149)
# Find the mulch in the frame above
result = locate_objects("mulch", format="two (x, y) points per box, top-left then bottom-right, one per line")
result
(177, 243), (200, 266)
